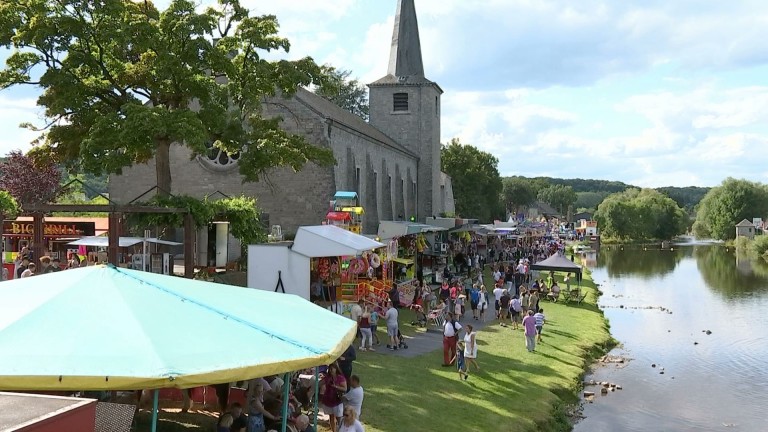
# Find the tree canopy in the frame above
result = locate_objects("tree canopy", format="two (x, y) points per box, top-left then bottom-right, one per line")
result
(314, 65), (369, 120)
(0, 150), (62, 208)
(440, 138), (503, 222)
(594, 188), (688, 241)
(0, 0), (335, 196)
(693, 178), (768, 240)
(502, 177), (536, 213)
(537, 184), (577, 216)
(0, 190), (19, 218)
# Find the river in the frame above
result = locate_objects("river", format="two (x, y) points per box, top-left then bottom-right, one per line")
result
(573, 239), (768, 432)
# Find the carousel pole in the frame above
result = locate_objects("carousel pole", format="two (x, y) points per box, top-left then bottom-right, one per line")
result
(151, 389), (159, 432)
(280, 372), (291, 432)
(313, 367), (319, 428)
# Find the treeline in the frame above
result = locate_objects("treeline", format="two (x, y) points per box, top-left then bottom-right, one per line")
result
(504, 176), (709, 215)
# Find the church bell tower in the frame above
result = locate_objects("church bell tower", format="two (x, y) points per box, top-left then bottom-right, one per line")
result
(368, 0), (444, 222)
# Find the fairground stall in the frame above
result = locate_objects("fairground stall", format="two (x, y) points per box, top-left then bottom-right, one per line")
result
(377, 221), (447, 304)
(2, 217), (104, 279)
(247, 225), (386, 312)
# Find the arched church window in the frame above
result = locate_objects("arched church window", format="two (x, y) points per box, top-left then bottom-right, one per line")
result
(198, 140), (240, 171)
(393, 93), (409, 111)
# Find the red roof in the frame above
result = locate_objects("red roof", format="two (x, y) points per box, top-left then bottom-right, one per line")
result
(326, 212), (352, 222)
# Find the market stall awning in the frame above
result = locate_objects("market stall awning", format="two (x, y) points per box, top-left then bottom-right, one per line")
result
(0, 265), (356, 391)
(377, 221), (447, 240)
(67, 237), (182, 247)
(391, 257), (414, 265)
(530, 254), (582, 274)
(292, 225), (384, 258)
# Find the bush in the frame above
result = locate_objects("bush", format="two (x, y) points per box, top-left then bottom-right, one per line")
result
(750, 235), (768, 256)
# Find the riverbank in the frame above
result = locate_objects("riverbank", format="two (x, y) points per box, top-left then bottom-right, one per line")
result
(356, 268), (613, 432)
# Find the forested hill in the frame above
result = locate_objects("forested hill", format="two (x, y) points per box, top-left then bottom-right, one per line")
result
(506, 176), (710, 213)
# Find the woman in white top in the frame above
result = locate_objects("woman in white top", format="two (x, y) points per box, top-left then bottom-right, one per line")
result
(338, 406), (365, 432)
(463, 323), (480, 371)
(478, 286), (488, 321)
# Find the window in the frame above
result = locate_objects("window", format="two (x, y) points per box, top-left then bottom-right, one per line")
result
(199, 140), (239, 171)
(393, 93), (409, 111)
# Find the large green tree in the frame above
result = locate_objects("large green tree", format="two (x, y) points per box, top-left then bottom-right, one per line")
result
(440, 138), (503, 222)
(0, 0), (335, 196)
(595, 188), (688, 240)
(502, 177), (536, 214)
(315, 65), (369, 120)
(537, 184), (577, 215)
(694, 178), (768, 240)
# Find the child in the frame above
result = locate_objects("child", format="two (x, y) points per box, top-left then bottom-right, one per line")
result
(454, 296), (464, 321)
(451, 341), (469, 380)
(216, 413), (233, 432)
(534, 308), (546, 342)
(370, 307), (380, 346)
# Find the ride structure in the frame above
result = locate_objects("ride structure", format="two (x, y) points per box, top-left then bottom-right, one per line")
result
(325, 191), (364, 234)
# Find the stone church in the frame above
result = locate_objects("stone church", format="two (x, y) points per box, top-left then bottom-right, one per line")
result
(109, 0), (455, 259)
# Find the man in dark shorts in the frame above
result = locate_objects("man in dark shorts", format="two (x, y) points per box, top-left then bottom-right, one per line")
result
(469, 284), (480, 320)
(499, 289), (511, 327)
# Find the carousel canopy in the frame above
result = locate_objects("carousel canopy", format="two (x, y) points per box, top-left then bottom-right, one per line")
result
(0, 265), (356, 391)
(326, 211), (352, 222)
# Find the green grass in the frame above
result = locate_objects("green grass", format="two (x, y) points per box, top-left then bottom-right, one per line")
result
(357, 268), (613, 432)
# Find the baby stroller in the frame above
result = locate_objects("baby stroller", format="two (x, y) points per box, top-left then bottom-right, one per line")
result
(409, 305), (427, 327)
(396, 329), (409, 349)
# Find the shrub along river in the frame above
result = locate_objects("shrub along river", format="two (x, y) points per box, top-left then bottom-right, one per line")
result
(573, 238), (768, 432)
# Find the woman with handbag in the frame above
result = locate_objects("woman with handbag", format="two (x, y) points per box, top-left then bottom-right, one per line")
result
(320, 363), (347, 432)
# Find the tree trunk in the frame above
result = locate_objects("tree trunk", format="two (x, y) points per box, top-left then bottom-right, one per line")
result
(155, 139), (172, 197)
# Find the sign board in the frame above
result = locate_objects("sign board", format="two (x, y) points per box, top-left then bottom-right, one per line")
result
(2, 221), (96, 237)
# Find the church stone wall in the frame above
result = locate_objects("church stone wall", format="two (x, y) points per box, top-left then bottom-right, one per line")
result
(327, 124), (416, 232)
(108, 97), (336, 236)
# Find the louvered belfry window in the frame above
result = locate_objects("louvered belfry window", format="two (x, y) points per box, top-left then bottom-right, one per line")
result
(393, 93), (409, 111)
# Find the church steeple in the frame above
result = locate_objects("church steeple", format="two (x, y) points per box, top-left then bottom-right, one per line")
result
(388, 0), (425, 78)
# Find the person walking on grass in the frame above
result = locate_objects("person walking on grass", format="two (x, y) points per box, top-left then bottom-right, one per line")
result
(522, 310), (537, 353)
(510, 295), (522, 330)
(463, 324), (480, 372)
(442, 312), (462, 366)
(451, 340), (469, 380)
(478, 285), (488, 321)
(534, 308), (546, 343)
(384, 301), (400, 351)
(469, 284), (480, 320)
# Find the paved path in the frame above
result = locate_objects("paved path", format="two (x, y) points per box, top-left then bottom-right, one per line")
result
(372, 310), (499, 359)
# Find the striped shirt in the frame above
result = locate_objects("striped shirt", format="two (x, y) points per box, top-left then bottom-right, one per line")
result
(534, 313), (545, 326)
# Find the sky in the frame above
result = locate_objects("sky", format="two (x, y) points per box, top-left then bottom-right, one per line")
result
(3, 0), (768, 188)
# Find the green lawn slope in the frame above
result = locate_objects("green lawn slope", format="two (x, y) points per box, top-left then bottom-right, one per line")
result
(357, 269), (612, 432)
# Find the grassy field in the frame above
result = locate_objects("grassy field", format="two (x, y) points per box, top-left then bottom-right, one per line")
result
(132, 266), (613, 432)
(356, 269), (613, 432)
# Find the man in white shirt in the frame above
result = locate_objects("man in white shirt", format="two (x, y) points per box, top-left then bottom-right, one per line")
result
(442, 312), (462, 366)
(343, 375), (364, 419)
(384, 301), (400, 350)
(350, 300), (363, 341)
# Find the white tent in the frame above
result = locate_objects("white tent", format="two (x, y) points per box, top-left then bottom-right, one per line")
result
(248, 225), (384, 300)
(291, 225), (384, 257)
(67, 237), (182, 247)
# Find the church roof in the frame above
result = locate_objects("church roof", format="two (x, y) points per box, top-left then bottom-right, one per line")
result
(294, 88), (417, 158)
(370, 0), (438, 88)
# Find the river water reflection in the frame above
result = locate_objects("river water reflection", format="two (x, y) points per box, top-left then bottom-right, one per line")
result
(573, 241), (768, 432)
